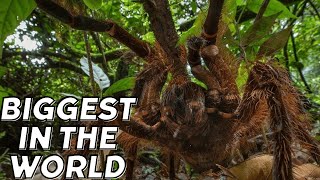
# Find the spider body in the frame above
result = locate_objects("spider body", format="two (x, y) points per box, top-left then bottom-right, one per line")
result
(117, 54), (320, 179)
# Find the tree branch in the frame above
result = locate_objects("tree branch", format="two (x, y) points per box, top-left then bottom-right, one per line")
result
(283, 41), (290, 72)
(290, 32), (312, 93)
(2, 50), (73, 62)
(91, 49), (129, 63)
(84, 32), (97, 96)
(44, 57), (84, 75)
(2, 49), (127, 64)
(90, 32), (108, 72)
(1, 50), (121, 75)
(287, 1), (307, 27)
(35, 0), (150, 58)
(307, 0), (320, 19)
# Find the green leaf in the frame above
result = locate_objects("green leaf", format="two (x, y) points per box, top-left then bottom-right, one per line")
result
(236, 0), (246, 6)
(177, 10), (207, 45)
(83, 0), (103, 10)
(142, 32), (155, 44)
(60, 92), (81, 100)
(222, 0), (238, 33)
(0, 132), (6, 139)
(104, 77), (135, 96)
(191, 0), (197, 13)
(236, 62), (249, 89)
(0, 85), (15, 108)
(0, 91), (8, 110)
(80, 57), (110, 90)
(247, 0), (296, 19)
(0, 66), (7, 77)
(241, 12), (280, 47)
(257, 26), (292, 58)
(0, 0), (36, 57)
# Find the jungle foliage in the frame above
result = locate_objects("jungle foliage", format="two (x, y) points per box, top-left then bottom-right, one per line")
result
(0, 0), (320, 179)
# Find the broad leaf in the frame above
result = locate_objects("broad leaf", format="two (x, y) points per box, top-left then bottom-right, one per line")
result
(257, 26), (292, 58)
(80, 57), (110, 90)
(222, 0), (238, 34)
(83, 0), (103, 10)
(0, 85), (15, 108)
(236, 0), (246, 6)
(60, 93), (81, 100)
(104, 77), (135, 96)
(191, 0), (197, 13)
(0, 66), (7, 77)
(236, 62), (249, 89)
(247, 0), (296, 19)
(178, 10), (207, 45)
(0, 0), (36, 57)
(241, 12), (280, 47)
(142, 32), (156, 44)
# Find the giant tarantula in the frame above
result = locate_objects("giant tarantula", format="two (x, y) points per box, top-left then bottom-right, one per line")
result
(36, 0), (320, 179)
